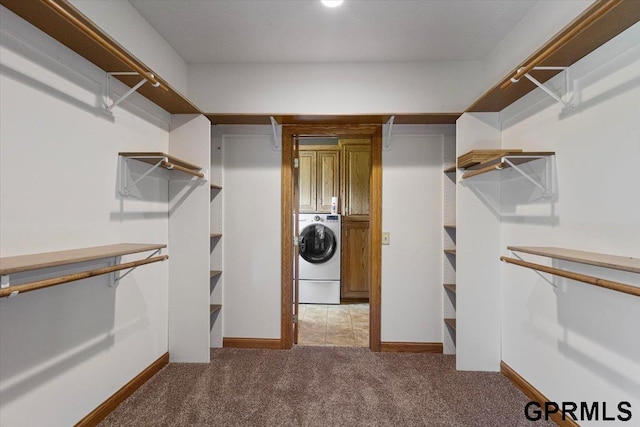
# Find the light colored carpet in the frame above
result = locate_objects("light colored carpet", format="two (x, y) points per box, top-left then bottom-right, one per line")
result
(99, 347), (554, 426)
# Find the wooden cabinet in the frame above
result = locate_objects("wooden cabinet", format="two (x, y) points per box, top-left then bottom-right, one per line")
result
(317, 151), (340, 212)
(299, 151), (317, 212)
(341, 219), (370, 300)
(299, 150), (339, 213)
(341, 144), (370, 216)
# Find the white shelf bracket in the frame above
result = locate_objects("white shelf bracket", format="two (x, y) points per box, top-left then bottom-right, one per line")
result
(120, 155), (168, 196)
(511, 252), (557, 288)
(108, 256), (122, 287)
(383, 115), (395, 151)
(111, 249), (161, 286)
(1, 275), (18, 298)
(511, 66), (571, 107)
(502, 155), (554, 197)
(106, 72), (160, 113)
(270, 116), (282, 151)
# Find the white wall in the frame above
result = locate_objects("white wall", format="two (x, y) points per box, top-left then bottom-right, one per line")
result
(216, 124), (452, 344)
(189, 61), (482, 114)
(69, 0), (189, 96)
(498, 22), (640, 424)
(219, 126), (282, 339)
(456, 113), (502, 371)
(381, 125), (452, 343)
(0, 7), (170, 426)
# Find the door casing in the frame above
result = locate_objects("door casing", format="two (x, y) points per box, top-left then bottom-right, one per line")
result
(281, 124), (382, 351)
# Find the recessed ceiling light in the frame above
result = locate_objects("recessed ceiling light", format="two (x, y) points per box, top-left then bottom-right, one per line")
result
(321, 0), (344, 8)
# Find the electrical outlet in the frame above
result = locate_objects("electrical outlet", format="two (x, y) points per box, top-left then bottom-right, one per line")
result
(382, 232), (390, 245)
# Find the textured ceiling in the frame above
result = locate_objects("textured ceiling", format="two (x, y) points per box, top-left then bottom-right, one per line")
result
(129, 0), (538, 64)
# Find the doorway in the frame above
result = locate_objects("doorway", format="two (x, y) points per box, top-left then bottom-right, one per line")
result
(281, 124), (382, 351)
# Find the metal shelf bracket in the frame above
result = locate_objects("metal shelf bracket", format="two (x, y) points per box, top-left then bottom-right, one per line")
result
(270, 116), (282, 151)
(111, 249), (161, 287)
(120, 155), (168, 196)
(106, 72), (160, 112)
(511, 252), (557, 288)
(501, 155), (554, 197)
(1, 275), (18, 298)
(511, 66), (571, 107)
(383, 115), (395, 151)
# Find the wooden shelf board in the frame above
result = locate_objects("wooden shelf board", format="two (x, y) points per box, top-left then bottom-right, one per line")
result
(0, 0), (202, 115)
(458, 149), (523, 169)
(210, 270), (222, 278)
(444, 249), (456, 256)
(443, 225), (456, 230)
(443, 166), (457, 173)
(210, 304), (222, 315)
(462, 152), (555, 180)
(210, 234), (222, 238)
(466, 0), (640, 112)
(119, 152), (202, 171)
(0, 243), (166, 275)
(444, 318), (456, 330)
(443, 284), (457, 293)
(210, 184), (222, 190)
(507, 246), (640, 274)
(206, 113), (462, 126)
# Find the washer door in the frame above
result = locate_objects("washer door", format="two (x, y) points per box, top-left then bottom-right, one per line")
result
(299, 223), (337, 264)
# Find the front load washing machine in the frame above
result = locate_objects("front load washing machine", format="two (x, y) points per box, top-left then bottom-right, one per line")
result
(298, 213), (341, 304)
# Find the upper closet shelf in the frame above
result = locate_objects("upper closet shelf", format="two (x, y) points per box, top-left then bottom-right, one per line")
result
(461, 152), (554, 179)
(1, 0), (202, 114)
(0, 244), (167, 298)
(119, 152), (205, 195)
(466, 1), (640, 112)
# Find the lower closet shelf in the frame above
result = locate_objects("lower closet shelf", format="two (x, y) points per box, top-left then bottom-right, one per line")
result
(0, 244), (167, 298)
(210, 304), (222, 315)
(444, 318), (457, 331)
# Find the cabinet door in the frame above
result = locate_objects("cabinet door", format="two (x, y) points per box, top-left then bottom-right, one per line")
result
(341, 220), (370, 300)
(317, 150), (340, 213)
(298, 151), (317, 213)
(342, 144), (370, 216)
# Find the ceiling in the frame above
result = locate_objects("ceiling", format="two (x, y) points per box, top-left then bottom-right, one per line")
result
(129, 0), (538, 64)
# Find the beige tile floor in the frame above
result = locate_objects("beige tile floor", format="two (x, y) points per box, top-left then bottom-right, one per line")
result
(297, 303), (369, 347)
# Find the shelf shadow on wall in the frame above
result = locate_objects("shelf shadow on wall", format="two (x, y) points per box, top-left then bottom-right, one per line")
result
(0, 63), (112, 122)
(0, 260), (149, 406)
(555, 263), (640, 396)
(522, 262), (640, 397)
(559, 34), (640, 120)
(462, 158), (558, 224)
(1, 22), (170, 128)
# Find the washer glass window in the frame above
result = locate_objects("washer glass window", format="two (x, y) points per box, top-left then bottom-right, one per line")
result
(299, 224), (336, 264)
